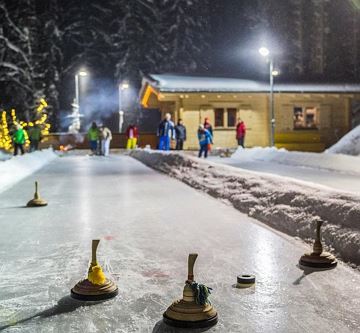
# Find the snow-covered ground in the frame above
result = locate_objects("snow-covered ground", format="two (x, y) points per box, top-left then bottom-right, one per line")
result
(0, 149), (57, 194)
(0, 151), (11, 162)
(327, 125), (360, 156)
(230, 147), (360, 175)
(209, 147), (360, 194)
(131, 150), (360, 266)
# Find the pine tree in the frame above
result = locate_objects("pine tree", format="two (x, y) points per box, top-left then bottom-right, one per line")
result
(158, 0), (210, 73)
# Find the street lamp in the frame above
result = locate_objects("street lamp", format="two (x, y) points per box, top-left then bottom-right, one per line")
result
(71, 70), (88, 132)
(75, 70), (88, 111)
(118, 81), (129, 132)
(259, 47), (276, 147)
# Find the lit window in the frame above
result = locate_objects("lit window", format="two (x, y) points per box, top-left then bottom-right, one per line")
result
(227, 108), (237, 127)
(214, 108), (224, 127)
(293, 107), (318, 129)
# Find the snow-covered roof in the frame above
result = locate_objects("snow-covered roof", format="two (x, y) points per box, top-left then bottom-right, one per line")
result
(146, 74), (360, 94)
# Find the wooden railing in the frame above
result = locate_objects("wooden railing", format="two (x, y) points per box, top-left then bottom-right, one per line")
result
(39, 132), (158, 150)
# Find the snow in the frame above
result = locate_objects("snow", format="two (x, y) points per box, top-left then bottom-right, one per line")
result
(326, 125), (360, 156)
(147, 74), (360, 93)
(230, 146), (360, 176)
(0, 151), (11, 162)
(0, 149), (57, 194)
(131, 149), (360, 266)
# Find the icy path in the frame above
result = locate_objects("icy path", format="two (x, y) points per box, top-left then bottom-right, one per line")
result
(0, 155), (359, 333)
(209, 157), (360, 194)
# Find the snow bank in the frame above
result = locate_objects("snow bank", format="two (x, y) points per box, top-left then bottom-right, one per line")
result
(326, 125), (360, 156)
(0, 149), (57, 194)
(231, 146), (360, 175)
(131, 150), (360, 266)
(0, 151), (11, 162)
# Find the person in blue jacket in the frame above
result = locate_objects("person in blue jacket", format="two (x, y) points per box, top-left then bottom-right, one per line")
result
(157, 113), (175, 151)
(197, 124), (213, 158)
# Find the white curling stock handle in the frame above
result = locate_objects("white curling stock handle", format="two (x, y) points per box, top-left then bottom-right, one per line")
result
(188, 253), (198, 282)
(91, 239), (100, 265)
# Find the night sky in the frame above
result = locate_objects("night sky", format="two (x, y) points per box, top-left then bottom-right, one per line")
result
(209, 0), (271, 80)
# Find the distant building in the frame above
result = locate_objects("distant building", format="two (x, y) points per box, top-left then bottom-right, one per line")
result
(139, 74), (360, 151)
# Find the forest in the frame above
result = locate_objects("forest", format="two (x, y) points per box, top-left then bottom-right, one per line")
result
(0, 0), (359, 130)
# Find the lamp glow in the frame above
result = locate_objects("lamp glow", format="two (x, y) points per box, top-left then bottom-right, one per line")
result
(259, 47), (270, 57)
(121, 82), (129, 90)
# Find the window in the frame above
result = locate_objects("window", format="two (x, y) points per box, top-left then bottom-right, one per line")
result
(214, 108), (224, 127)
(293, 106), (318, 129)
(227, 108), (237, 127)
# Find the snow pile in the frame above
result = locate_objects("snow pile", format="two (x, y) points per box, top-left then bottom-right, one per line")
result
(231, 146), (360, 175)
(0, 151), (11, 162)
(131, 150), (360, 266)
(0, 149), (57, 194)
(326, 125), (360, 156)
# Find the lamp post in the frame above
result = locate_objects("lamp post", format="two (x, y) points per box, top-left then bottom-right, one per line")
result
(70, 70), (87, 133)
(118, 81), (129, 133)
(75, 70), (88, 113)
(259, 47), (277, 147)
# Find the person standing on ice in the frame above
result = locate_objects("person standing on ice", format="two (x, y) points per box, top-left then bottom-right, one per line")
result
(175, 119), (186, 150)
(87, 122), (99, 155)
(157, 113), (175, 151)
(28, 124), (42, 152)
(204, 117), (213, 151)
(197, 124), (213, 158)
(125, 124), (139, 149)
(204, 118), (213, 137)
(12, 124), (26, 156)
(236, 118), (246, 148)
(99, 125), (112, 156)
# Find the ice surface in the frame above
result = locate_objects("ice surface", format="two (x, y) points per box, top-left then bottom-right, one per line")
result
(147, 74), (360, 93)
(327, 125), (360, 156)
(0, 149), (57, 194)
(131, 150), (360, 266)
(0, 154), (360, 332)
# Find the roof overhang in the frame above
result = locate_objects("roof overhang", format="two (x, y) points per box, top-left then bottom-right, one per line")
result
(143, 74), (360, 94)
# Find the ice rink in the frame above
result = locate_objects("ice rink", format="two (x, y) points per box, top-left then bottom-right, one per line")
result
(0, 154), (359, 332)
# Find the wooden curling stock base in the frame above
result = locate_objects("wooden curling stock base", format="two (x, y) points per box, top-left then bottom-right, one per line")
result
(163, 294), (218, 329)
(71, 239), (118, 301)
(27, 181), (47, 207)
(299, 219), (337, 269)
(163, 254), (218, 329)
(71, 279), (118, 301)
(163, 312), (218, 329)
(299, 252), (337, 269)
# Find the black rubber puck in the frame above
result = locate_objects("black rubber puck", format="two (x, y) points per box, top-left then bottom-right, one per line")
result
(237, 274), (256, 287)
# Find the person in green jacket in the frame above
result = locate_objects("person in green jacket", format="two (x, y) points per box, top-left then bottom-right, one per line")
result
(28, 124), (42, 152)
(87, 122), (99, 155)
(13, 124), (26, 156)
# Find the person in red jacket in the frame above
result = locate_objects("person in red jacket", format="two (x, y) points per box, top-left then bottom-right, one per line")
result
(126, 124), (139, 149)
(236, 118), (246, 148)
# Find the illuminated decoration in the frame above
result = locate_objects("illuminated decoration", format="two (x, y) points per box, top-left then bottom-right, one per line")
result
(0, 98), (51, 151)
(141, 84), (159, 108)
(0, 111), (12, 151)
